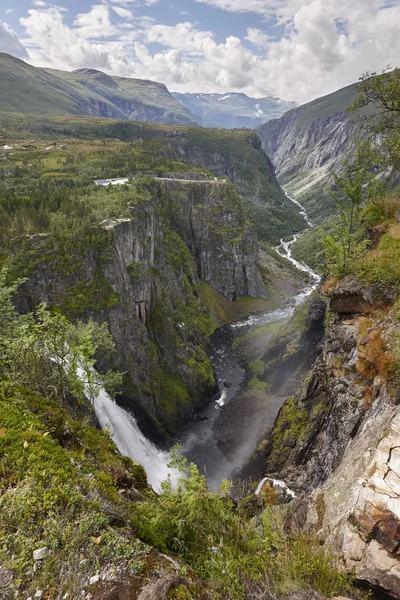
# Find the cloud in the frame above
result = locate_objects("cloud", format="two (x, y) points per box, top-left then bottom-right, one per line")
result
(194, 0), (272, 16)
(147, 22), (213, 52)
(14, 0), (400, 104)
(74, 5), (117, 39)
(112, 6), (134, 19)
(109, 0), (159, 5)
(20, 7), (130, 72)
(0, 20), (29, 60)
(245, 27), (269, 48)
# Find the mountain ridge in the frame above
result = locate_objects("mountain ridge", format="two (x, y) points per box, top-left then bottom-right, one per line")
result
(256, 81), (370, 219)
(0, 53), (197, 126)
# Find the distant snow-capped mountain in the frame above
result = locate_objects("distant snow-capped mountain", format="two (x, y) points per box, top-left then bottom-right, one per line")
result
(172, 92), (296, 129)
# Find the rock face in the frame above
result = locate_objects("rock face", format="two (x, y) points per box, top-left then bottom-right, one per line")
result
(259, 292), (326, 396)
(257, 281), (400, 597)
(17, 179), (266, 437)
(307, 406), (400, 598)
(256, 83), (366, 219)
(163, 129), (308, 244)
(327, 276), (397, 314)
(158, 179), (266, 300)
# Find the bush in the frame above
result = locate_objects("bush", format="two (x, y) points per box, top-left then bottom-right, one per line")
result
(133, 449), (354, 599)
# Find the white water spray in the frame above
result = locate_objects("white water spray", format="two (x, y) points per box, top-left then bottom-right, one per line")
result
(78, 367), (180, 492)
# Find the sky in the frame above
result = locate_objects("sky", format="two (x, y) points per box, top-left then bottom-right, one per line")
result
(0, 0), (400, 103)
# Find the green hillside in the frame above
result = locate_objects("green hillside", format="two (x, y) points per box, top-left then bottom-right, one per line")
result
(0, 54), (196, 126)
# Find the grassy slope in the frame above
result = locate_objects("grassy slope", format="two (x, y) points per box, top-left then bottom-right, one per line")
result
(48, 67), (197, 124)
(0, 53), (196, 125)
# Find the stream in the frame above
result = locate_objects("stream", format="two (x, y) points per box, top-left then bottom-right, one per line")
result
(93, 195), (321, 492)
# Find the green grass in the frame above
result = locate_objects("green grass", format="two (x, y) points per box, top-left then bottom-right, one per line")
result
(0, 380), (150, 598)
(355, 223), (400, 287)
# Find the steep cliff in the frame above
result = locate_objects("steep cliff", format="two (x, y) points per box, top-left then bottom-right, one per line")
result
(166, 128), (307, 244)
(16, 178), (266, 438)
(256, 83), (367, 219)
(255, 276), (400, 597)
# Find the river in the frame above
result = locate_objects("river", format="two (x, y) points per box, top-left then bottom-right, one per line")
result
(93, 195), (320, 492)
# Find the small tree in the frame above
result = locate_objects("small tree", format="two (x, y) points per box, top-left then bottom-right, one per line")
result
(0, 271), (122, 403)
(320, 142), (381, 277)
(353, 67), (400, 169)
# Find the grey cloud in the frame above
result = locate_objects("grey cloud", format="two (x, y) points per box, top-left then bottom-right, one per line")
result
(0, 21), (28, 60)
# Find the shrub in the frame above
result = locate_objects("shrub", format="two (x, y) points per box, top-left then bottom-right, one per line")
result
(133, 450), (354, 599)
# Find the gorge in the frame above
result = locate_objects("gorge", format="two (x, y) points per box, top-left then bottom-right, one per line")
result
(2, 67), (400, 600)
(91, 193), (321, 493)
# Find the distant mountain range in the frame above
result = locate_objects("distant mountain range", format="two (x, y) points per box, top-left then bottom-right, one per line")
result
(0, 53), (197, 126)
(0, 54), (295, 129)
(172, 92), (297, 129)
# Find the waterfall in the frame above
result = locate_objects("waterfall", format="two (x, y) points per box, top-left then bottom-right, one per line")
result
(90, 383), (180, 492)
(87, 192), (320, 495)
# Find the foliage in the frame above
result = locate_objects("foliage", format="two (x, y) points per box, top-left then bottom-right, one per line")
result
(0, 115), (307, 245)
(0, 271), (122, 402)
(353, 67), (400, 169)
(355, 319), (397, 381)
(352, 66), (400, 175)
(134, 448), (354, 599)
(0, 379), (149, 598)
(320, 142), (381, 277)
(356, 224), (400, 288)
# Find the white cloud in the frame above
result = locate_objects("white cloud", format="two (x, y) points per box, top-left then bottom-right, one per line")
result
(194, 0), (272, 16)
(0, 20), (29, 59)
(20, 7), (130, 72)
(245, 27), (269, 48)
(74, 5), (117, 39)
(5, 9), (13, 15)
(147, 22), (213, 52)
(109, 0), (159, 5)
(13, 0), (400, 104)
(112, 6), (134, 19)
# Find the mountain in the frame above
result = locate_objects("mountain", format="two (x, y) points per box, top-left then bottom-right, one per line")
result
(172, 92), (296, 129)
(256, 82), (370, 219)
(0, 53), (197, 126)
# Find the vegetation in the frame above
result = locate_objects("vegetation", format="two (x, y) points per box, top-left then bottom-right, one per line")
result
(0, 263), (357, 599)
(0, 271), (122, 402)
(0, 113), (307, 245)
(320, 142), (382, 277)
(0, 53), (196, 125)
(354, 67), (400, 168)
(133, 449), (354, 599)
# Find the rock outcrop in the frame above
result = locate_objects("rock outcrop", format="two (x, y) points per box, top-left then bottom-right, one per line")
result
(17, 178), (266, 437)
(256, 280), (400, 597)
